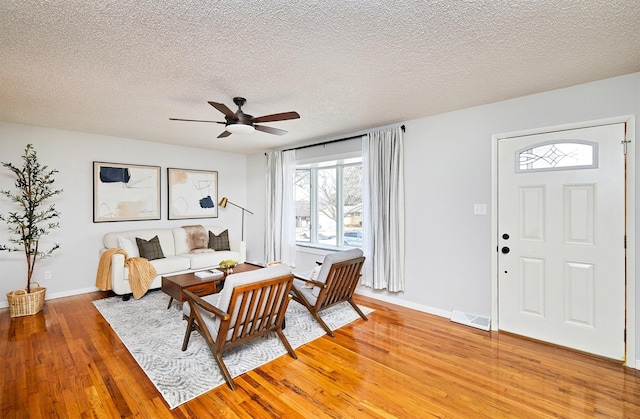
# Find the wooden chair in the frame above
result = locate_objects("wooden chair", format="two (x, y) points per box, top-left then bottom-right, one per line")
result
(291, 249), (368, 337)
(182, 264), (296, 391)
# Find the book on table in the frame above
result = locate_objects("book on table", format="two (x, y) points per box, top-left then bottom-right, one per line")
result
(194, 270), (223, 279)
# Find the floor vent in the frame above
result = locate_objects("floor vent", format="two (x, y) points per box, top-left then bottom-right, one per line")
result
(450, 310), (491, 331)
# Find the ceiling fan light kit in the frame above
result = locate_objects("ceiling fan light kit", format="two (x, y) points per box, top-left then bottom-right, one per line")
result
(226, 123), (255, 134)
(170, 97), (300, 139)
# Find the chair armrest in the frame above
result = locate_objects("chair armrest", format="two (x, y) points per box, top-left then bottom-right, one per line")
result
(183, 289), (230, 321)
(294, 274), (326, 289)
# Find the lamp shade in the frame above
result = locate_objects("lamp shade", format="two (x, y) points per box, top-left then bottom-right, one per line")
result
(218, 197), (228, 208)
(226, 123), (255, 134)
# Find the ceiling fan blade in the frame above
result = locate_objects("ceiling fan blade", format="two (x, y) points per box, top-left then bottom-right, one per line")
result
(169, 118), (225, 124)
(208, 101), (236, 118)
(218, 130), (232, 138)
(252, 111), (300, 123)
(255, 125), (288, 136)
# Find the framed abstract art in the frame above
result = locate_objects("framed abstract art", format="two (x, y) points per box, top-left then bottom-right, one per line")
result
(168, 168), (218, 219)
(93, 162), (161, 222)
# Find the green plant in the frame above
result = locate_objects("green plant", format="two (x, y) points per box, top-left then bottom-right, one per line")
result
(0, 144), (62, 293)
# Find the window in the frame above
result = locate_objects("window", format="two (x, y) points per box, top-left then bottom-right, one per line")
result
(517, 141), (598, 172)
(295, 158), (363, 248)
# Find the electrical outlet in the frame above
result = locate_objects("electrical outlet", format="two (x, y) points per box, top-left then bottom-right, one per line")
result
(44, 271), (52, 280)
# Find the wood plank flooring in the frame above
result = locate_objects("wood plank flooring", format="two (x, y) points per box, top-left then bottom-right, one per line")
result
(2, 291), (640, 418)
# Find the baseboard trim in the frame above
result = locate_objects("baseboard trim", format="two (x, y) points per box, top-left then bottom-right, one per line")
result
(354, 287), (452, 319)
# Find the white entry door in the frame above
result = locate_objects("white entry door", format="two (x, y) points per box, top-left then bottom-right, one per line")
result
(498, 123), (626, 360)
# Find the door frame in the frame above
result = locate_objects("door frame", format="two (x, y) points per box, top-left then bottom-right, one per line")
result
(491, 115), (636, 368)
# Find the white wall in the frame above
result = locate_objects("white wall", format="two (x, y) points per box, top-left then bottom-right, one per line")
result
(247, 72), (640, 355)
(0, 123), (248, 304)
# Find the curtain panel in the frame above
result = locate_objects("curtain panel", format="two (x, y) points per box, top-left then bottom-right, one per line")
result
(265, 150), (296, 266)
(362, 126), (405, 291)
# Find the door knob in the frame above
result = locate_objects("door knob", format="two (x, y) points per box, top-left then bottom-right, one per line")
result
(501, 247), (510, 254)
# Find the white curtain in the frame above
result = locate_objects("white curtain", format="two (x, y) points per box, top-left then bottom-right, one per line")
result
(265, 150), (296, 266)
(362, 126), (405, 291)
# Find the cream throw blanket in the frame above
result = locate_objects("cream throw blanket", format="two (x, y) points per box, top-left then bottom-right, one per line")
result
(96, 248), (157, 299)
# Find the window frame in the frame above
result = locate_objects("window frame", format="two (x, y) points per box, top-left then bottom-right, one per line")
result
(295, 158), (362, 249)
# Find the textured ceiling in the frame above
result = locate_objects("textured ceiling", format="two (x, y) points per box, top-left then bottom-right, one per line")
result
(1, 1), (639, 154)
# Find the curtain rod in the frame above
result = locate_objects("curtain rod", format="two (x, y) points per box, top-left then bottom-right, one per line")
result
(279, 124), (405, 153)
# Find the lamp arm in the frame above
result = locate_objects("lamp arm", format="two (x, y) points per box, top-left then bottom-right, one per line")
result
(226, 200), (254, 215)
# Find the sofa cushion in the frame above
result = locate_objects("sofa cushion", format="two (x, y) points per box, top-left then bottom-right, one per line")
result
(117, 236), (140, 258)
(125, 255), (190, 278)
(136, 236), (165, 260)
(191, 248), (215, 254)
(209, 230), (230, 251)
(178, 250), (242, 270)
(150, 255), (190, 275)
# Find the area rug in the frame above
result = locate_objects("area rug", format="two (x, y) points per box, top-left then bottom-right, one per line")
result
(93, 291), (373, 409)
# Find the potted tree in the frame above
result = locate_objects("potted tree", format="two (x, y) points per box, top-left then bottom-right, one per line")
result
(1, 144), (62, 317)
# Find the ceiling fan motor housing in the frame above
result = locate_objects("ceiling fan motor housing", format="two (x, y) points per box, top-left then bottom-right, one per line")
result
(228, 111), (254, 127)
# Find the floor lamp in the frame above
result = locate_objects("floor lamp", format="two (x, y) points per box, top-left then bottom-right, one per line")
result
(218, 197), (253, 241)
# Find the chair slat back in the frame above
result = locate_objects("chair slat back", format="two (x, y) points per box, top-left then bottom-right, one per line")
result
(317, 256), (365, 309)
(219, 274), (293, 348)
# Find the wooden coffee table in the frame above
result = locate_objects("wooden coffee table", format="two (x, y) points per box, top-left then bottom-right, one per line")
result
(161, 262), (263, 309)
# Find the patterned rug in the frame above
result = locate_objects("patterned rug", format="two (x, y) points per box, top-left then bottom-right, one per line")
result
(93, 291), (373, 409)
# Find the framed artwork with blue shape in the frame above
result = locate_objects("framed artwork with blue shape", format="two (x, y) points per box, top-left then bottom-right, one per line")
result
(93, 162), (161, 223)
(168, 168), (218, 219)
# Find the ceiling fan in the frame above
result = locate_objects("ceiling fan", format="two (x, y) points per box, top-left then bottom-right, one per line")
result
(170, 97), (300, 138)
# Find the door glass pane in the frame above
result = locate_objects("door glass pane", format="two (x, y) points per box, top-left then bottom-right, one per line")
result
(517, 141), (597, 172)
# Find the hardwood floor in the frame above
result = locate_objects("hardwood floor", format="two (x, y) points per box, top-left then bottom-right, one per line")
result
(2, 291), (640, 418)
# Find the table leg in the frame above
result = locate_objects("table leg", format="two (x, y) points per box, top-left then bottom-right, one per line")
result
(167, 297), (173, 309)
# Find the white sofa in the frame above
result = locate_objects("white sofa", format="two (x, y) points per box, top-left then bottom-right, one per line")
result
(101, 225), (246, 298)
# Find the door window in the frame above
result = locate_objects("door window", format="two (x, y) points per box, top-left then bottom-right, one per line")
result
(516, 141), (597, 173)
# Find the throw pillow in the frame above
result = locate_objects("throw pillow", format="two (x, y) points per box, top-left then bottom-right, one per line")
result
(136, 236), (165, 260)
(183, 225), (208, 251)
(117, 236), (140, 258)
(208, 230), (230, 251)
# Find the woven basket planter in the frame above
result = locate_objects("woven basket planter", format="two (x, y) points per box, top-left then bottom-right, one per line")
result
(6, 282), (46, 318)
